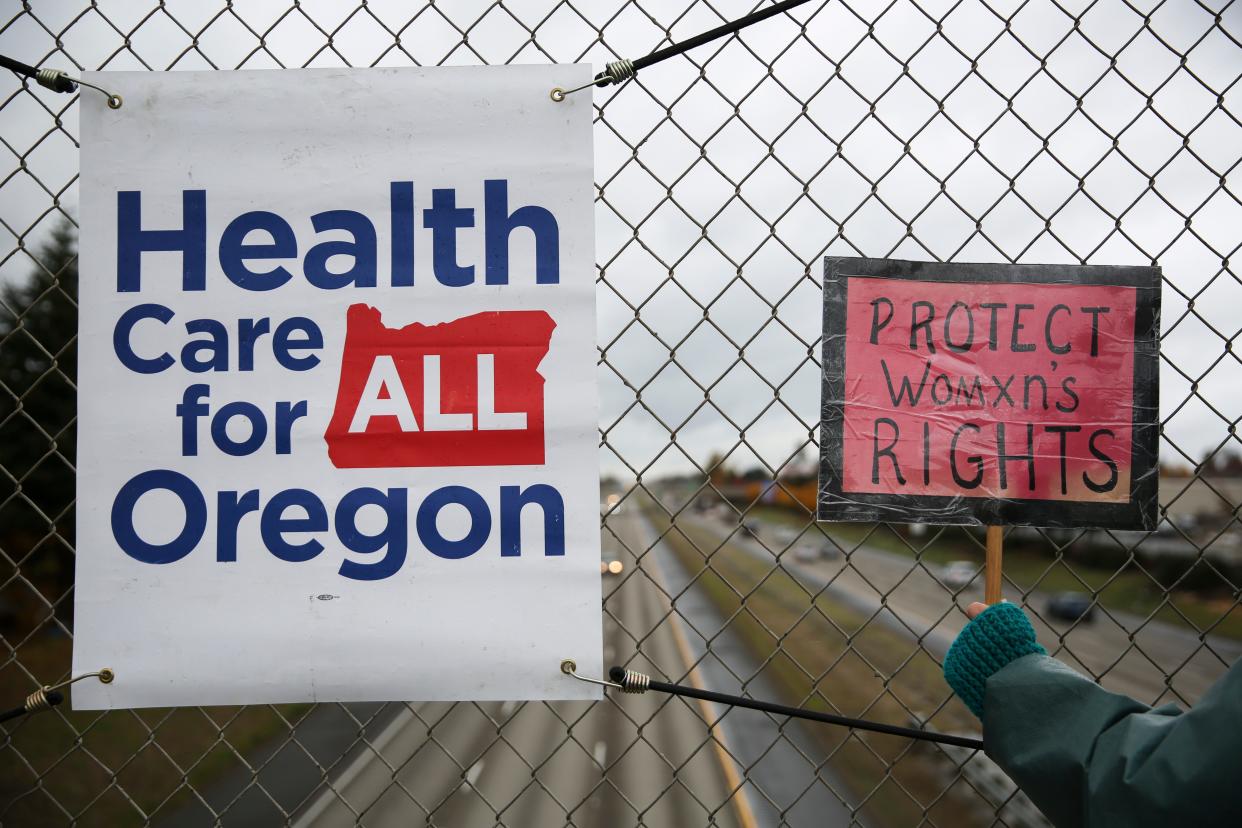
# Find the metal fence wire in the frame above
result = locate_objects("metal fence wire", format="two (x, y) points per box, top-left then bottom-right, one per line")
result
(2, 1), (1240, 826)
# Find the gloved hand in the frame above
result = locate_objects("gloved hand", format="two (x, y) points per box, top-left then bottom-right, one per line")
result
(943, 601), (1046, 718)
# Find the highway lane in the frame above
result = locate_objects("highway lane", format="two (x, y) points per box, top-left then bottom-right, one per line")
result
(286, 502), (1235, 827)
(294, 507), (753, 827)
(633, 510), (859, 828)
(688, 510), (1240, 707)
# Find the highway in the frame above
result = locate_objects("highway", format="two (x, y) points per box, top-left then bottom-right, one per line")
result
(293, 507), (759, 828)
(190, 501), (1234, 827)
(687, 509), (1240, 707)
(631, 510), (856, 828)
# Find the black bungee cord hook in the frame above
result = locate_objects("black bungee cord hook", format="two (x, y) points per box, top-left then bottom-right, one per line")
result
(561, 659), (985, 751)
(0, 53), (123, 108)
(0, 669), (115, 725)
(551, 0), (818, 102)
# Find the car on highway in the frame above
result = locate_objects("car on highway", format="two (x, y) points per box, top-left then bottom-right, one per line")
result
(1046, 591), (1095, 622)
(773, 526), (799, 545)
(600, 559), (624, 575)
(939, 560), (977, 590)
(792, 544), (820, 563)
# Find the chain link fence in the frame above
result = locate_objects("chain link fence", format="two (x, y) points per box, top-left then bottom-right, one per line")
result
(2, 1), (1239, 825)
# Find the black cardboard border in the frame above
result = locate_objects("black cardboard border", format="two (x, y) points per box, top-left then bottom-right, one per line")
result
(817, 257), (1160, 530)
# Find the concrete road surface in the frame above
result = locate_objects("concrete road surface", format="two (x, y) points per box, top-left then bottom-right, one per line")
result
(180, 502), (1231, 826)
(633, 511), (858, 828)
(293, 507), (759, 827)
(691, 511), (1240, 707)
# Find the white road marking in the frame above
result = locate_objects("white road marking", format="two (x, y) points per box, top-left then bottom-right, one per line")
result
(500, 700), (516, 717)
(461, 760), (484, 791)
(292, 705), (415, 827)
(593, 740), (607, 768)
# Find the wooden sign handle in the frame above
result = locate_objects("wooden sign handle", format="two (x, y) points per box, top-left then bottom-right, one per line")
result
(985, 525), (1004, 604)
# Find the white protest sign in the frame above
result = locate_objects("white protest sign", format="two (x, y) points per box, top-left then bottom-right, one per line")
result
(73, 66), (601, 708)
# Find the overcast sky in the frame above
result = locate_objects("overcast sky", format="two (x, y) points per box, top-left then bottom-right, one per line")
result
(2, 0), (1239, 483)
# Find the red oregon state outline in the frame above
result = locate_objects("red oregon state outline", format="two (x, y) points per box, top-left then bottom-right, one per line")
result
(324, 304), (555, 468)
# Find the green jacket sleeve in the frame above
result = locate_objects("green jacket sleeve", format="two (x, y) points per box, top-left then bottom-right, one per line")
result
(983, 653), (1242, 828)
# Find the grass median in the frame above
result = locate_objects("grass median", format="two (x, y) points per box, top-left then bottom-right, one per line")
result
(1, 634), (311, 827)
(747, 504), (1242, 641)
(642, 500), (997, 828)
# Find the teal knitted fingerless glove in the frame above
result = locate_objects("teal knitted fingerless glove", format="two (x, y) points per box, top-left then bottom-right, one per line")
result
(943, 602), (1046, 718)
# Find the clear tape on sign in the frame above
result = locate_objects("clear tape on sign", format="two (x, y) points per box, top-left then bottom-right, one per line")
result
(816, 256), (1161, 531)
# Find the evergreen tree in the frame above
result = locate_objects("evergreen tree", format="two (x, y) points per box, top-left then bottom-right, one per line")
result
(0, 219), (78, 622)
